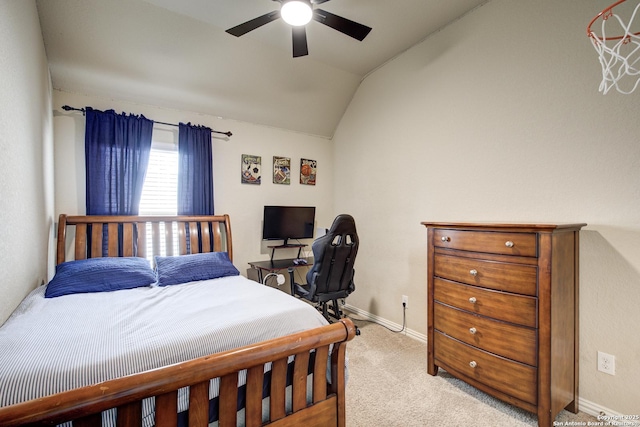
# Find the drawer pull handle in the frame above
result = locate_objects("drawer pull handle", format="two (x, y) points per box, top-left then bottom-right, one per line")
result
(441, 236), (450, 242)
(469, 269), (478, 276)
(469, 327), (477, 335)
(469, 361), (477, 368)
(505, 240), (515, 248)
(468, 297), (477, 304)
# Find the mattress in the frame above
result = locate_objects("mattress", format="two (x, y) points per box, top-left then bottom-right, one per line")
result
(0, 275), (329, 424)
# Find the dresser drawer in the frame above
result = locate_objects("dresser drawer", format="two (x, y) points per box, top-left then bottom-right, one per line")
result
(433, 229), (537, 257)
(434, 331), (537, 405)
(434, 302), (537, 366)
(434, 278), (537, 328)
(434, 253), (538, 296)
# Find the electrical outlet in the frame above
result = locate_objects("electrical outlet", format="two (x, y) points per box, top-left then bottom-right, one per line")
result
(597, 351), (615, 375)
(402, 295), (409, 308)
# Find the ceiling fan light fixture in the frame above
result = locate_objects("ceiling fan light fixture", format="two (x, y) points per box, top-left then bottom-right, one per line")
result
(280, 0), (312, 26)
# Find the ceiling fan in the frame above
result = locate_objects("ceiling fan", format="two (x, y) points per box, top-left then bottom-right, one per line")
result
(225, 0), (372, 58)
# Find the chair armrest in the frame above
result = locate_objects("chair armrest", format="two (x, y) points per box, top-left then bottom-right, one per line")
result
(307, 272), (318, 298)
(289, 268), (318, 300)
(348, 269), (356, 293)
(287, 268), (296, 296)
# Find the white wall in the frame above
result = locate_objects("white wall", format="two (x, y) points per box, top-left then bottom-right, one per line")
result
(6, 0), (637, 416)
(0, 0), (54, 325)
(333, 0), (639, 417)
(52, 90), (334, 275)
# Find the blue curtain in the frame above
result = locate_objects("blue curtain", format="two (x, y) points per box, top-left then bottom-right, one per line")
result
(178, 123), (214, 215)
(85, 107), (154, 215)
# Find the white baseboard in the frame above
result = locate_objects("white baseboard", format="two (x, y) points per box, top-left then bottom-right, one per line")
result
(578, 397), (625, 419)
(343, 304), (615, 420)
(343, 304), (427, 342)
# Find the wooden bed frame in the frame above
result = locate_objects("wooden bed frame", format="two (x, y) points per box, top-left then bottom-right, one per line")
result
(0, 214), (356, 427)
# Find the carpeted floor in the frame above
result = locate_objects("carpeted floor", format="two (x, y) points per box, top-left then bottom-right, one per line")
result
(344, 317), (598, 427)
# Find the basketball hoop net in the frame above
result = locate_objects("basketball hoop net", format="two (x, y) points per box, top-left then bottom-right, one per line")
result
(587, 0), (640, 94)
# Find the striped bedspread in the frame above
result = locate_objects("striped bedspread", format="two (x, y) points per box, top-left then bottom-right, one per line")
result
(0, 276), (329, 424)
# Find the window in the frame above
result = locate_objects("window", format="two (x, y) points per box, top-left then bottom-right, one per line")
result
(139, 143), (178, 215)
(139, 143), (179, 257)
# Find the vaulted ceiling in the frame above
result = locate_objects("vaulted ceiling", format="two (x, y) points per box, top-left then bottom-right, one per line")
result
(36, 0), (488, 138)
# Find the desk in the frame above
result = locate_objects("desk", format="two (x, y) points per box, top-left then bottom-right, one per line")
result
(248, 258), (313, 284)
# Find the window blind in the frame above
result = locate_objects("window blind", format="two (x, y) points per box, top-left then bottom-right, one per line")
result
(139, 146), (178, 216)
(139, 145), (179, 258)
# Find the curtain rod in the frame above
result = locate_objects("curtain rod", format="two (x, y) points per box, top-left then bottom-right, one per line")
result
(61, 105), (233, 137)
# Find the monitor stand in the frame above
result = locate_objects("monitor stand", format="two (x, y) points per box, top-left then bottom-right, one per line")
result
(268, 240), (307, 261)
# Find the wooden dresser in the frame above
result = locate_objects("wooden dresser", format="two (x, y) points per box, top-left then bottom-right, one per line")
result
(421, 222), (585, 427)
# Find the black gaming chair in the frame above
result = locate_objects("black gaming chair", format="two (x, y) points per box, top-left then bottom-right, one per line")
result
(288, 214), (358, 322)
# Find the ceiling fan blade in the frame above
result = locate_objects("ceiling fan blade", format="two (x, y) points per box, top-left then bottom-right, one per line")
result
(313, 8), (372, 41)
(311, 0), (332, 4)
(292, 26), (309, 57)
(226, 11), (280, 37)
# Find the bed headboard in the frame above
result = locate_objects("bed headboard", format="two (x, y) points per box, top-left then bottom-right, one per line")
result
(56, 214), (233, 265)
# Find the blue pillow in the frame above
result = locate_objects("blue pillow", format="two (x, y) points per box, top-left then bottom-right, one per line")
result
(155, 251), (239, 287)
(45, 257), (156, 298)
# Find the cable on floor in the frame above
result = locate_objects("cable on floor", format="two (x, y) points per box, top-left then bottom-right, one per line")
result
(345, 303), (406, 334)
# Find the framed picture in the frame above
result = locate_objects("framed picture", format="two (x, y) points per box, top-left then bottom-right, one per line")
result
(241, 154), (261, 184)
(300, 158), (316, 185)
(273, 156), (291, 185)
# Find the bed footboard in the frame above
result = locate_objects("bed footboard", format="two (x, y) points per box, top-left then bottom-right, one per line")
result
(0, 319), (356, 427)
